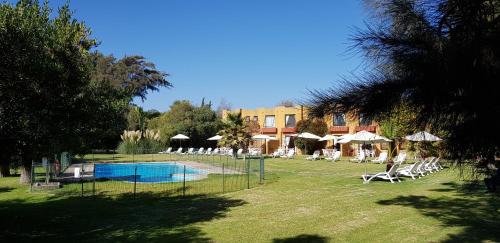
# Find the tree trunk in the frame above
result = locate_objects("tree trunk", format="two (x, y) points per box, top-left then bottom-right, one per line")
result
(20, 164), (32, 184)
(0, 163), (10, 177)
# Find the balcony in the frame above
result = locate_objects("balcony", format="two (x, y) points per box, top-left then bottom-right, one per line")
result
(261, 127), (277, 134)
(329, 126), (349, 133)
(355, 125), (377, 132)
(281, 127), (297, 133)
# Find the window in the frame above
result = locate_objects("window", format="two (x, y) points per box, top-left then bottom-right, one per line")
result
(333, 113), (346, 126)
(245, 116), (250, 123)
(359, 113), (372, 126)
(285, 114), (296, 128)
(264, 115), (275, 128)
(253, 116), (258, 122)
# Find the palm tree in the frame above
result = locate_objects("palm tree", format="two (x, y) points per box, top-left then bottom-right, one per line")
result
(307, 0), (500, 167)
(218, 112), (252, 155)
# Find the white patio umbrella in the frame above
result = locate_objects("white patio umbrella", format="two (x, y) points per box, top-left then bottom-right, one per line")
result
(291, 132), (322, 155)
(337, 130), (392, 177)
(319, 134), (338, 143)
(207, 135), (223, 141)
(405, 131), (442, 142)
(171, 134), (189, 148)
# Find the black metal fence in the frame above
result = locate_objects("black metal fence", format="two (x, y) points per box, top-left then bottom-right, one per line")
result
(44, 152), (265, 198)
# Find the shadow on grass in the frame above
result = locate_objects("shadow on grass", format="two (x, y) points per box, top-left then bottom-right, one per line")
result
(273, 234), (330, 243)
(0, 187), (14, 193)
(0, 192), (246, 242)
(377, 182), (500, 242)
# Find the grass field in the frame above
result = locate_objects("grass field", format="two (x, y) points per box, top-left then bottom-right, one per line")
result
(1, 155), (498, 242)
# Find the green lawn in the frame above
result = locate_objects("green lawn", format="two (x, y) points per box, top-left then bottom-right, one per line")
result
(1, 156), (498, 242)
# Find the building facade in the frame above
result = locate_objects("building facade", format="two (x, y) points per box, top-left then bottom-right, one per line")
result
(222, 106), (381, 156)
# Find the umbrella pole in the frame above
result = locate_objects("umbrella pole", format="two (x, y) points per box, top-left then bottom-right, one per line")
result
(364, 142), (367, 176)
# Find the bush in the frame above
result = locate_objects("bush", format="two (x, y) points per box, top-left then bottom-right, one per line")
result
(117, 130), (163, 154)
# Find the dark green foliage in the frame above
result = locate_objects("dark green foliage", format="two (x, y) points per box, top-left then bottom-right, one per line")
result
(0, 1), (171, 180)
(294, 119), (328, 154)
(0, 0), (96, 180)
(218, 112), (252, 152)
(149, 100), (223, 148)
(90, 52), (171, 100)
(307, 0), (500, 166)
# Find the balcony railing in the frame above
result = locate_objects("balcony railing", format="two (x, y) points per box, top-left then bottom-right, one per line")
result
(355, 125), (377, 132)
(329, 126), (349, 133)
(261, 127), (277, 134)
(281, 127), (297, 133)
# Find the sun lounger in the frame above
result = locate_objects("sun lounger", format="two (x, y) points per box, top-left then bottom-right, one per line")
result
(205, 148), (213, 155)
(197, 147), (205, 154)
(175, 147), (183, 154)
(397, 160), (422, 179)
(159, 147), (172, 154)
(272, 148), (285, 158)
(362, 163), (401, 183)
(371, 151), (388, 164)
(306, 150), (321, 160)
(281, 149), (294, 159)
(326, 151), (341, 162)
(350, 151), (366, 163)
(212, 148), (219, 155)
(184, 148), (194, 154)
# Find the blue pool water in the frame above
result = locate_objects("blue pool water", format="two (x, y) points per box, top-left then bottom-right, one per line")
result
(94, 162), (202, 183)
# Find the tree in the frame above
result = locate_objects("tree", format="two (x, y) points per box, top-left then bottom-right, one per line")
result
(0, 1), (172, 181)
(218, 112), (252, 154)
(90, 52), (171, 100)
(277, 100), (295, 107)
(376, 104), (414, 158)
(216, 98), (232, 117)
(295, 119), (328, 154)
(307, 0), (500, 169)
(0, 0), (96, 182)
(148, 100), (222, 148)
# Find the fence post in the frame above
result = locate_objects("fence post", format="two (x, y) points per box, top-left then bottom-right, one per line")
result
(92, 163), (96, 196)
(183, 165), (186, 197)
(247, 157), (250, 189)
(30, 160), (34, 192)
(81, 177), (84, 197)
(222, 162), (225, 193)
(133, 165), (137, 199)
(260, 156), (264, 184)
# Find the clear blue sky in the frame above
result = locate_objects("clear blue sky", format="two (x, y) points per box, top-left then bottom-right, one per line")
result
(45, 0), (368, 111)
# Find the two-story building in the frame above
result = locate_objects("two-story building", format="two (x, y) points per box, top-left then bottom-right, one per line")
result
(223, 106), (382, 156)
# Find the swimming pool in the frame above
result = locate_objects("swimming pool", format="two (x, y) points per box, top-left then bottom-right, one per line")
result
(94, 162), (203, 183)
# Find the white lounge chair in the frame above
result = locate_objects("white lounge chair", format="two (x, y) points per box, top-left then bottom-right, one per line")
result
(306, 150), (321, 161)
(227, 148), (234, 156)
(397, 160), (422, 180)
(371, 151), (388, 164)
(326, 151), (341, 162)
(205, 148), (213, 155)
(175, 147), (183, 154)
(197, 147), (205, 154)
(236, 148), (243, 158)
(184, 148), (194, 154)
(394, 152), (407, 164)
(433, 157), (444, 170)
(212, 148), (219, 155)
(272, 148), (285, 158)
(416, 157), (432, 176)
(281, 149), (294, 159)
(362, 163), (401, 183)
(350, 151), (366, 163)
(159, 147), (172, 154)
